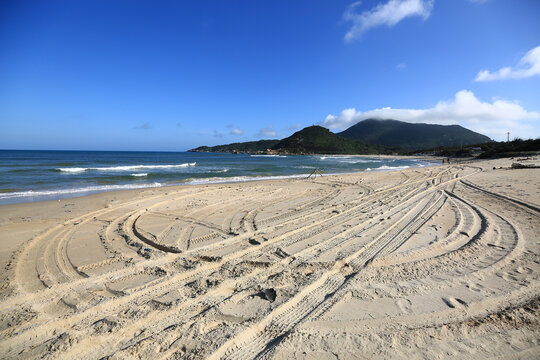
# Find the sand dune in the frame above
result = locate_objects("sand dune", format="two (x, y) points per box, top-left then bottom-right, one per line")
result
(0, 159), (539, 359)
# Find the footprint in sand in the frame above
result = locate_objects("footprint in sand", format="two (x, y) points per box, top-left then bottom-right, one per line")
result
(497, 271), (519, 282)
(515, 266), (533, 275)
(465, 282), (484, 293)
(396, 298), (412, 314)
(442, 297), (468, 309)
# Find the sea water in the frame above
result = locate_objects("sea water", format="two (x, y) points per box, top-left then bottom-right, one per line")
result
(0, 150), (435, 205)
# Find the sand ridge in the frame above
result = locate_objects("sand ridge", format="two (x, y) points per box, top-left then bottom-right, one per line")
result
(0, 159), (539, 359)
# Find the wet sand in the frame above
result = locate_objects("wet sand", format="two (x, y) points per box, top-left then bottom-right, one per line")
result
(0, 158), (539, 359)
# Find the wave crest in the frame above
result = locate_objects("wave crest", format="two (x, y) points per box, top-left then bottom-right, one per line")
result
(56, 163), (196, 173)
(0, 183), (163, 200)
(250, 155), (287, 158)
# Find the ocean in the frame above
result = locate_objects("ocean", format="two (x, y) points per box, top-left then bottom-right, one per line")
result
(0, 150), (435, 205)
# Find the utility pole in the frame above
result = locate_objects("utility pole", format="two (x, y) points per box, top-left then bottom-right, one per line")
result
(506, 132), (510, 142)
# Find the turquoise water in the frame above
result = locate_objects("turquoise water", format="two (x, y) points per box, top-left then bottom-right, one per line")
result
(0, 150), (435, 205)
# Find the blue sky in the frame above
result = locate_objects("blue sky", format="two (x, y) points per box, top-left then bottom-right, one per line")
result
(1, 0), (539, 151)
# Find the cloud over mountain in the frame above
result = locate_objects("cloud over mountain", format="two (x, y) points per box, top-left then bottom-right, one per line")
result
(322, 90), (540, 140)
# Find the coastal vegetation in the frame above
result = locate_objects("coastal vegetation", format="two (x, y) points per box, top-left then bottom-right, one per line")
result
(476, 138), (540, 158)
(415, 138), (540, 159)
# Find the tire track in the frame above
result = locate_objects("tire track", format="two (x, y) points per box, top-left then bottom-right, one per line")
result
(207, 191), (451, 358)
(2, 166), (486, 358)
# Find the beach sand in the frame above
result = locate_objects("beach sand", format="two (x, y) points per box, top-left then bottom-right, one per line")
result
(0, 158), (539, 359)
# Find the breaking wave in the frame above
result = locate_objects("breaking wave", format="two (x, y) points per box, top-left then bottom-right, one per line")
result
(56, 163), (196, 173)
(0, 183), (163, 200)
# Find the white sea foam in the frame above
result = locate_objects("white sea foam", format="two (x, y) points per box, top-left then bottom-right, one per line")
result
(366, 165), (410, 172)
(319, 155), (357, 160)
(340, 159), (383, 164)
(131, 173), (148, 177)
(0, 183), (163, 200)
(250, 155), (287, 158)
(57, 163), (196, 173)
(58, 167), (87, 173)
(183, 174), (305, 186)
(180, 163), (421, 186)
(318, 156), (382, 163)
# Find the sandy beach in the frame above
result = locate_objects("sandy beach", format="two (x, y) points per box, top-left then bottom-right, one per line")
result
(0, 158), (538, 359)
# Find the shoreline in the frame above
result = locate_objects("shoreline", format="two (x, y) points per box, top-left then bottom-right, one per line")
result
(0, 154), (439, 206)
(1, 158), (538, 359)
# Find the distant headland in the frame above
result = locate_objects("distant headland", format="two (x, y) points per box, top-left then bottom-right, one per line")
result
(189, 119), (492, 155)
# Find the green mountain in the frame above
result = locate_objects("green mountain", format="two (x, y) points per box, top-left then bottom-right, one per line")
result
(189, 139), (280, 153)
(272, 125), (385, 154)
(189, 126), (389, 155)
(189, 121), (492, 155)
(337, 119), (491, 151)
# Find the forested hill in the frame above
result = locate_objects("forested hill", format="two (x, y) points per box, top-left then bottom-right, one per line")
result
(337, 119), (491, 151)
(189, 121), (492, 155)
(271, 126), (387, 154)
(188, 139), (280, 154)
(189, 126), (390, 155)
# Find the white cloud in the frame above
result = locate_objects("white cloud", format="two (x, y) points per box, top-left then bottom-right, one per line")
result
(322, 90), (540, 140)
(344, 0), (433, 41)
(257, 126), (277, 138)
(230, 128), (243, 135)
(396, 62), (407, 69)
(475, 45), (540, 81)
